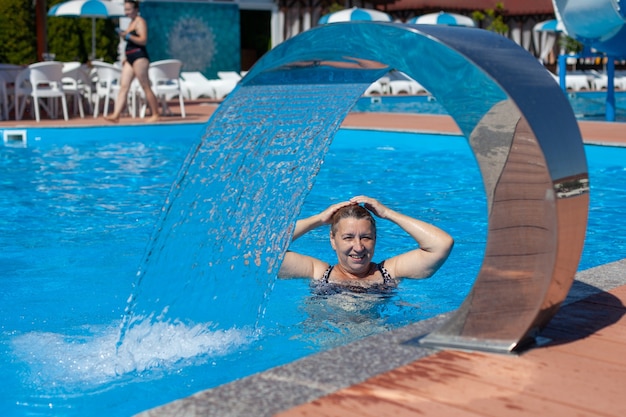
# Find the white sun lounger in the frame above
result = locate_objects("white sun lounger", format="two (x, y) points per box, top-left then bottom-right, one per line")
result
(387, 71), (428, 95)
(363, 79), (386, 96)
(589, 69), (626, 90)
(210, 71), (241, 99)
(217, 71), (242, 81)
(180, 71), (243, 100)
(549, 71), (591, 91)
(362, 71), (428, 96)
(180, 72), (217, 100)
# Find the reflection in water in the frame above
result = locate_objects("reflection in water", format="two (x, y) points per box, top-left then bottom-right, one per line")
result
(295, 289), (419, 349)
(554, 174), (590, 198)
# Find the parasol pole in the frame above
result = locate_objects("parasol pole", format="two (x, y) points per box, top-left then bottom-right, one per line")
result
(91, 16), (96, 59)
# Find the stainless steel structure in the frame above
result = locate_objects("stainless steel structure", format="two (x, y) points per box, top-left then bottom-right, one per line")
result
(173, 22), (590, 353)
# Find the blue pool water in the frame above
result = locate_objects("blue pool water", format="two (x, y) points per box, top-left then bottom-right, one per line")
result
(354, 90), (626, 122)
(0, 126), (625, 416)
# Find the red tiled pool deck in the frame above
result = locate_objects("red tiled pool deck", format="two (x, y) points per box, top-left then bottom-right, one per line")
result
(277, 285), (626, 417)
(3, 100), (626, 417)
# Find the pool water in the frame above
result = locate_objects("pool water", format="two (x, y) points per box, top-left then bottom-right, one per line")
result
(354, 90), (626, 122)
(0, 128), (624, 416)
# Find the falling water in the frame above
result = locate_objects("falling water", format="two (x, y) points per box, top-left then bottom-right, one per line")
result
(116, 79), (378, 351)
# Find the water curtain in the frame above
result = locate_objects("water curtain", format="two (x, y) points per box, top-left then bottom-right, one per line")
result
(118, 79), (388, 343)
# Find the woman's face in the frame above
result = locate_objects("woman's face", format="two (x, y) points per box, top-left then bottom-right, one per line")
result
(330, 217), (376, 274)
(124, 3), (138, 18)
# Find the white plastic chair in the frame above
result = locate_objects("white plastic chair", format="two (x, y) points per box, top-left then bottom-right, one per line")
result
(141, 59), (185, 118)
(14, 61), (68, 122)
(0, 64), (23, 120)
(589, 71), (613, 90)
(91, 61), (121, 117)
(387, 71), (427, 95)
(363, 79), (384, 96)
(62, 61), (91, 118)
(377, 76), (391, 95)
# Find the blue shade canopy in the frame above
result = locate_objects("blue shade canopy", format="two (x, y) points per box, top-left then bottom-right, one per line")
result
(318, 7), (392, 24)
(408, 11), (475, 27)
(48, 0), (125, 18)
(533, 19), (564, 33)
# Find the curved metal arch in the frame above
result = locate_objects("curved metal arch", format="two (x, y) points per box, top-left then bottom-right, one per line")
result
(203, 22), (589, 353)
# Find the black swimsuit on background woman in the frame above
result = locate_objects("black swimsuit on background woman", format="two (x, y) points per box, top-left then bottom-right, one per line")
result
(125, 30), (149, 65)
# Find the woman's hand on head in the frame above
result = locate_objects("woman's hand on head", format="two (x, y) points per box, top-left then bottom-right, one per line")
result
(318, 200), (354, 224)
(350, 195), (389, 219)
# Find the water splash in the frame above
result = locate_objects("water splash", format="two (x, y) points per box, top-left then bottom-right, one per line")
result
(11, 318), (255, 391)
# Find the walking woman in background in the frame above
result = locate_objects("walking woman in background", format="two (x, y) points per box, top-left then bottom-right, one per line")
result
(106, 0), (160, 122)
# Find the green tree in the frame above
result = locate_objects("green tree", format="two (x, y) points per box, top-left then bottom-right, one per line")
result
(47, 16), (119, 62)
(0, 0), (38, 64)
(472, 2), (509, 35)
(0, 0), (120, 65)
(47, 0), (119, 63)
(328, 2), (343, 13)
(559, 35), (583, 54)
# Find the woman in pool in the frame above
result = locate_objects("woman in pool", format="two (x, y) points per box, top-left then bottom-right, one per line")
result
(105, 0), (160, 123)
(278, 195), (453, 292)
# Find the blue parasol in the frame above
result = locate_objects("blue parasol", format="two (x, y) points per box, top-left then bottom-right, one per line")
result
(318, 7), (392, 24)
(533, 19), (564, 33)
(48, 0), (126, 59)
(408, 11), (476, 27)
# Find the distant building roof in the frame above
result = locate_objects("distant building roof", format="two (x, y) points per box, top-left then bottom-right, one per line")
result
(384, 0), (555, 15)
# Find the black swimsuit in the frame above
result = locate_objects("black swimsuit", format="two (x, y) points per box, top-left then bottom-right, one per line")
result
(125, 30), (149, 65)
(315, 261), (397, 294)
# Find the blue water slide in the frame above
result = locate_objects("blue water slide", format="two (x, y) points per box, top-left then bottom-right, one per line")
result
(553, 0), (626, 120)
(553, 0), (626, 56)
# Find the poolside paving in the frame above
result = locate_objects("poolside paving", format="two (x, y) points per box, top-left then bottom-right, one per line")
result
(1, 99), (625, 147)
(276, 284), (626, 417)
(0, 99), (219, 129)
(2, 99), (626, 417)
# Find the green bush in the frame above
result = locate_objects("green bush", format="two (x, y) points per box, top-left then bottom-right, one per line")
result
(559, 35), (584, 54)
(472, 2), (509, 35)
(48, 14), (119, 62)
(47, 0), (119, 63)
(0, 0), (38, 64)
(0, 0), (119, 64)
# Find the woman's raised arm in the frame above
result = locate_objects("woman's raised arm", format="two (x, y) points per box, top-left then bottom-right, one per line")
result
(278, 200), (354, 279)
(350, 195), (453, 279)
